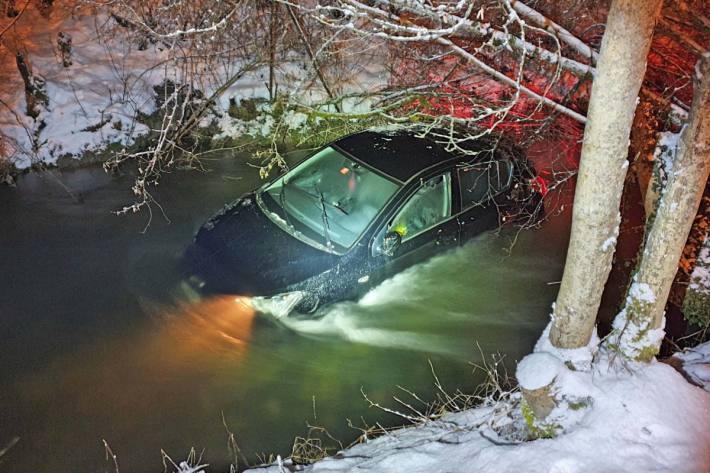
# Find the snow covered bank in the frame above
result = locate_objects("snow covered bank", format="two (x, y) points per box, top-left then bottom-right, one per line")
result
(0, 6), (161, 169)
(0, 5), (390, 172)
(684, 237), (710, 328)
(675, 341), (710, 393)
(244, 355), (709, 473)
(689, 236), (710, 297)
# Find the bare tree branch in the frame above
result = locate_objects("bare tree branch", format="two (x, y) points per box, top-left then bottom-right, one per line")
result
(510, 0), (600, 63)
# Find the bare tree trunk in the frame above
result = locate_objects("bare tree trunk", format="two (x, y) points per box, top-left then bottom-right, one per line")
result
(612, 54), (710, 362)
(268, 0), (277, 101)
(549, 0), (662, 352)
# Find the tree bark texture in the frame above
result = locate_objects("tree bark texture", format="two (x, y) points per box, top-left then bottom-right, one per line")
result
(550, 0), (663, 350)
(617, 54), (710, 360)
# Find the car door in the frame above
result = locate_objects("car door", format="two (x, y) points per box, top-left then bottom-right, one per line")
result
(456, 158), (513, 241)
(364, 171), (459, 288)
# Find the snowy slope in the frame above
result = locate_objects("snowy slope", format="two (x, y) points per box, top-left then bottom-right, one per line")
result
(0, 5), (163, 168)
(0, 5), (390, 170)
(244, 359), (710, 473)
(676, 341), (710, 393)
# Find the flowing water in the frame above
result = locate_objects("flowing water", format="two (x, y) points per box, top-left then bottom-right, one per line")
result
(0, 154), (572, 472)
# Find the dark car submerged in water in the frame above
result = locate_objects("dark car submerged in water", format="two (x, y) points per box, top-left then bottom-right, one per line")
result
(185, 129), (543, 317)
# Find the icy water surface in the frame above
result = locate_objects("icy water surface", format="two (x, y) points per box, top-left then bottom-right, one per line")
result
(0, 155), (571, 472)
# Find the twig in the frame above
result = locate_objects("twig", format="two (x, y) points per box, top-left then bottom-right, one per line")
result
(103, 439), (120, 473)
(286, 3), (341, 111)
(0, 0), (31, 40)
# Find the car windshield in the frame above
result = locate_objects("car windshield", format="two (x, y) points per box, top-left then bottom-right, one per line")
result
(260, 146), (401, 252)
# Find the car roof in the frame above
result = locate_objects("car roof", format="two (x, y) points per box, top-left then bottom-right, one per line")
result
(332, 130), (465, 184)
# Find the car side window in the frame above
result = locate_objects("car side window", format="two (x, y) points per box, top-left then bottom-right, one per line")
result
(458, 159), (513, 209)
(388, 172), (452, 242)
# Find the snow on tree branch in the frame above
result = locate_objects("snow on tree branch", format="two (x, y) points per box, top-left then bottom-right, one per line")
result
(510, 0), (600, 63)
(292, 0), (588, 124)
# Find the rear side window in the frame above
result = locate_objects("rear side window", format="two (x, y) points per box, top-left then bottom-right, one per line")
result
(458, 159), (513, 209)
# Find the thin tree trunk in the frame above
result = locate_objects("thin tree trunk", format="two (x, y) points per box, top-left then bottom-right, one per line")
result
(268, 0), (277, 101)
(549, 0), (663, 351)
(612, 54), (710, 361)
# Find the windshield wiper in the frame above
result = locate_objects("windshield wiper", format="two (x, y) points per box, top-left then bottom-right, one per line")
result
(315, 186), (333, 250)
(299, 186), (349, 216)
(279, 178), (294, 228)
(331, 201), (349, 215)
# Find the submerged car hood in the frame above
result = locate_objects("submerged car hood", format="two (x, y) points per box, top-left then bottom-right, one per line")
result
(185, 194), (338, 295)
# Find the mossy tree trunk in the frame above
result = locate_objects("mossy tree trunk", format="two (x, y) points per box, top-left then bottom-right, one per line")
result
(612, 54), (710, 362)
(548, 0), (663, 354)
(519, 0), (663, 428)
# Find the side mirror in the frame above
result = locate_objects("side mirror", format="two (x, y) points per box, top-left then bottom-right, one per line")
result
(381, 231), (402, 257)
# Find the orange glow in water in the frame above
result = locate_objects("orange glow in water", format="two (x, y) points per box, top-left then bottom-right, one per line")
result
(159, 295), (256, 356)
(8, 294), (258, 471)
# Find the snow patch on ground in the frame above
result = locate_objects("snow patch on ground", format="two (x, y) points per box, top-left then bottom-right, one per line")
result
(211, 45), (389, 142)
(675, 341), (710, 391)
(1, 7), (391, 169)
(1, 7), (167, 168)
(245, 358), (710, 473)
(214, 108), (277, 140)
(689, 242), (710, 295)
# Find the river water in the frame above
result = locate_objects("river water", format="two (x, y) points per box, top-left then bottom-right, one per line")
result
(0, 154), (572, 472)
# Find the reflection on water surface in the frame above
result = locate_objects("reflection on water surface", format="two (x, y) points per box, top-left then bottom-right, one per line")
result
(0, 158), (571, 472)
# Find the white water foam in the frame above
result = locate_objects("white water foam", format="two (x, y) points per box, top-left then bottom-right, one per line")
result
(278, 234), (516, 357)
